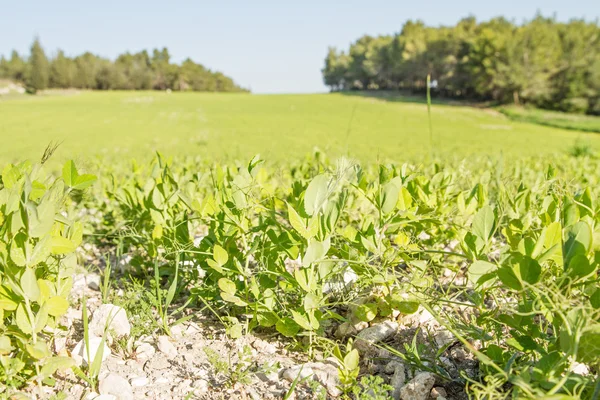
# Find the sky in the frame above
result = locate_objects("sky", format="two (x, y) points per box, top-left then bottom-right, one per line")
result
(1, 1), (598, 94)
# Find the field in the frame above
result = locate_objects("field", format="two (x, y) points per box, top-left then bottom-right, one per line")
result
(500, 106), (600, 134)
(1, 92), (600, 400)
(2, 91), (600, 163)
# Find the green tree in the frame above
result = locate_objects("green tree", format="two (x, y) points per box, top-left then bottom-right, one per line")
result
(28, 37), (50, 92)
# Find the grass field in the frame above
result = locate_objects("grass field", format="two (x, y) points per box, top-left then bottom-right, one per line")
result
(500, 105), (600, 133)
(1, 91), (599, 164)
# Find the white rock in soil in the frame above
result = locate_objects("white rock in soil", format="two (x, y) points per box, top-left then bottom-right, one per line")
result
(87, 274), (102, 291)
(571, 362), (590, 375)
(256, 371), (279, 383)
(83, 393), (100, 400)
(135, 343), (156, 360)
(252, 339), (277, 354)
(399, 372), (436, 400)
(283, 365), (314, 382)
(434, 329), (455, 348)
(170, 324), (184, 338)
(184, 322), (201, 336)
(390, 363), (406, 400)
(130, 376), (149, 387)
(99, 373), (134, 400)
(355, 321), (398, 352)
(335, 319), (369, 338)
(94, 396), (117, 400)
(309, 362), (342, 397)
(193, 379), (209, 394)
(431, 387), (448, 398)
(384, 360), (403, 374)
(157, 335), (178, 358)
(90, 304), (131, 338)
(72, 336), (110, 366)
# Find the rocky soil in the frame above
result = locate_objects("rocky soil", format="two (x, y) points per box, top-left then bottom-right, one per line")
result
(26, 268), (476, 400)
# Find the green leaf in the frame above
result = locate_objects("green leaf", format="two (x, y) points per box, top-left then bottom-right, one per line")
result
(343, 349), (360, 371)
(45, 296), (69, 317)
(590, 289), (600, 309)
(73, 174), (96, 191)
(218, 278), (237, 295)
(51, 236), (76, 255)
(21, 268), (40, 302)
(227, 323), (244, 339)
(498, 266), (522, 290)
(563, 221), (592, 266)
(577, 324), (600, 364)
(16, 304), (33, 334)
(276, 317), (300, 337)
(568, 254), (594, 278)
(29, 235), (51, 266)
(380, 177), (401, 215)
(291, 310), (313, 331)
(468, 260), (496, 285)
(304, 174), (329, 216)
(302, 238), (330, 267)
(26, 341), (50, 360)
(213, 245), (229, 266)
(221, 292), (248, 306)
(0, 336), (13, 355)
(517, 256), (541, 285)
(303, 293), (321, 312)
(40, 356), (75, 378)
(355, 303), (378, 322)
(62, 160), (78, 187)
(472, 206), (495, 243)
(288, 203), (318, 240)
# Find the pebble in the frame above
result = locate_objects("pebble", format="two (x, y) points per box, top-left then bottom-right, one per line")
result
(99, 373), (134, 400)
(355, 321), (398, 352)
(431, 387), (448, 398)
(87, 273), (102, 291)
(283, 365), (314, 382)
(252, 339), (277, 354)
(72, 336), (111, 366)
(157, 335), (178, 358)
(399, 372), (436, 400)
(90, 304), (131, 338)
(390, 363), (406, 400)
(334, 319), (369, 338)
(130, 376), (149, 387)
(193, 379), (209, 394)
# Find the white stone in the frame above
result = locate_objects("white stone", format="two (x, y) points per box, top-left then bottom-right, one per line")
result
(399, 372), (436, 400)
(157, 335), (178, 358)
(135, 343), (156, 360)
(130, 376), (149, 387)
(335, 320), (368, 338)
(94, 396), (117, 400)
(90, 304), (131, 338)
(390, 363), (406, 399)
(87, 274), (102, 291)
(283, 365), (314, 382)
(355, 321), (398, 352)
(72, 336), (110, 366)
(572, 362), (590, 375)
(431, 387), (448, 398)
(99, 373), (134, 400)
(193, 379), (209, 394)
(434, 329), (455, 348)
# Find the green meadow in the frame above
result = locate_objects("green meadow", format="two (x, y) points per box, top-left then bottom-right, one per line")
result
(1, 91), (598, 163)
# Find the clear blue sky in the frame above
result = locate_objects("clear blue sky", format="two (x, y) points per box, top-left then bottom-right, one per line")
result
(1, 0), (598, 93)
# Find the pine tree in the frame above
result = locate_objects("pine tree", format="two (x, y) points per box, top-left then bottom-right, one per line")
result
(28, 37), (49, 93)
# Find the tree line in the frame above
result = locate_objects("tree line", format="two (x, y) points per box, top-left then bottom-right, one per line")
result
(0, 38), (247, 93)
(322, 15), (600, 114)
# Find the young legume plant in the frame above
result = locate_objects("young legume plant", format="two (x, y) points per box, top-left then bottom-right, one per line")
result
(2, 151), (599, 399)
